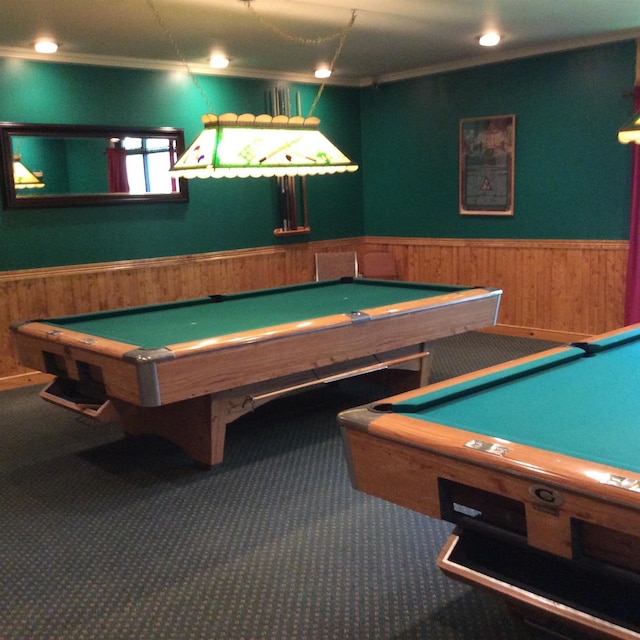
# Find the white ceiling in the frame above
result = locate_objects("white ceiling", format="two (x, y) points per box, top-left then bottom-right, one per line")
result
(2, 0), (640, 87)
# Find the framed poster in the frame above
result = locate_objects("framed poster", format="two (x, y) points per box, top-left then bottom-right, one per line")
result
(459, 115), (515, 216)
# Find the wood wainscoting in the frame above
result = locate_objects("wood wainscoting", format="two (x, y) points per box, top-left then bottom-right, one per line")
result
(360, 237), (628, 341)
(0, 236), (629, 390)
(0, 239), (362, 390)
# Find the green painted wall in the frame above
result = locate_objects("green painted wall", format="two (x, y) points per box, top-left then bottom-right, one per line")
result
(0, 40), (636, 271)
(0, 59), (362, 270)
(360, 41), (636, 240)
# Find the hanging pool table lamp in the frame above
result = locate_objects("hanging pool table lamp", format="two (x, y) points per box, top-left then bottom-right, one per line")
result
(169, 113), (358, 179)
(13, 155), (45, 189)
(618, 110), (640, 144)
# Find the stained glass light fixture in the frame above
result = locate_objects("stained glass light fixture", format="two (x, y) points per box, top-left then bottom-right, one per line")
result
(144, 0), (358, 179)
(618, 111), (640, 144)
(13, 155), (45, 189)
(170, 113), (358, 179)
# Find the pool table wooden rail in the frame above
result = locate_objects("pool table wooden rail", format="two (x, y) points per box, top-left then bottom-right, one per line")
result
(339, 328), (640, 639)
(341, 409), (640, 560)
(339, 338), (640, 560)
(11, 284), (501, 466)
(342, 420), (640, 638)
(11, 286), (500, 406)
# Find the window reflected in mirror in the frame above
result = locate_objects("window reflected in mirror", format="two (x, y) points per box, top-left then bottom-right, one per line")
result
(112, 136), (180, 195)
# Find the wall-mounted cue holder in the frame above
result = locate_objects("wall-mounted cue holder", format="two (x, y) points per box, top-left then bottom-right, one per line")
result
(273, 174), (310, 237)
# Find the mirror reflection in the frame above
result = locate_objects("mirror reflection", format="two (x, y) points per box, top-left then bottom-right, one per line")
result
(1, 123), (189, 208)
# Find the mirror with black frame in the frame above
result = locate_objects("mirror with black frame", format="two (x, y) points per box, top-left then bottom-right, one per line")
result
(0, 122), (189, 208)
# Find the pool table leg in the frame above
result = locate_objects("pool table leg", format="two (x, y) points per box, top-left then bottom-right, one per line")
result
(112, 394), (251, 466)
(381, 342), (431, 392)
(418, 343), (431, 386)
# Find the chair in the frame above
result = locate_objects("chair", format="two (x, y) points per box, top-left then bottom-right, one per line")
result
(360, 252), (398, 279)
(314, 251), (359, 281)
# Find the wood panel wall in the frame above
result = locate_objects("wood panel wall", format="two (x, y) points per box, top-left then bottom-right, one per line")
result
(0, 237), (629, 390)
(0, 239), (361, 389)
(361, 237), (628, 340)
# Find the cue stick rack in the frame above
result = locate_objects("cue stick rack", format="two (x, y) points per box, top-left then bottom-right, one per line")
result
(271, 88), (311, 237)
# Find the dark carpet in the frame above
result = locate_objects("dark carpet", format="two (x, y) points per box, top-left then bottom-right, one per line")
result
(1, 331), (562, 640)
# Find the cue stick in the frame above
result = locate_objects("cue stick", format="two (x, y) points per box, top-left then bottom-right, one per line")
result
(273, 87), (299, 231)
(273, 88), (292, 231)
(287, 176), (298, 229)
(296, 91), (309, 229)
(284, 88), (298, 229)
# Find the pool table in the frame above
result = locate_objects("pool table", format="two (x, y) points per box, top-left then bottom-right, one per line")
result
(339, 324), (640, 639)
(11, 278), (501, 466)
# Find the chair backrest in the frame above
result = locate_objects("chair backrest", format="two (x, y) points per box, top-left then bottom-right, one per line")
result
(314, 251), (359, 281)
(360, 252), (398, 279)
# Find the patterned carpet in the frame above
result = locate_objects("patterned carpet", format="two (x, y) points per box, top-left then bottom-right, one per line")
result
(1, 331), (562, 640)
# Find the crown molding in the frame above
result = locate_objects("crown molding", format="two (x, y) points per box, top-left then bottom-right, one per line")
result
(0, 46), (360, 87)
(2, 28), (639, 90)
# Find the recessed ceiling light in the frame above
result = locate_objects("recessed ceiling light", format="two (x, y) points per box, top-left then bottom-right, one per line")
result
(478, 32), (501, 47)
(34, 39), (58, 54)
(315, 66), (331, 79)
(210, 54), (230, 69)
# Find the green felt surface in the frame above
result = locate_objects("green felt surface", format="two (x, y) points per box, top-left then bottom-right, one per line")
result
(391, 334), (640, 474)
(42, 279), (466, 350)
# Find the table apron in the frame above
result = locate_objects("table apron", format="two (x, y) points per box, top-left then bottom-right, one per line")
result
(149, 295), (498, 405)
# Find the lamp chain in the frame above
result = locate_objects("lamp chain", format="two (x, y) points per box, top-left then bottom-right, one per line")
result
(144, 0), (216, 114)
(244, 2), (356, 47)
(243, 3), (356, 117)
(307, 10), (356, 117)
(144, 0), (356, 119)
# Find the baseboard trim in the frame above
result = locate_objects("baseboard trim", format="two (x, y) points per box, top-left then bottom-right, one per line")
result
(480, 324), (591, 344)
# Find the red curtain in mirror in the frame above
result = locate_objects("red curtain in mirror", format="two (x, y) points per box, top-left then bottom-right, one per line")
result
(624, 85), (640, 325)
(106, 146), (130, 193)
